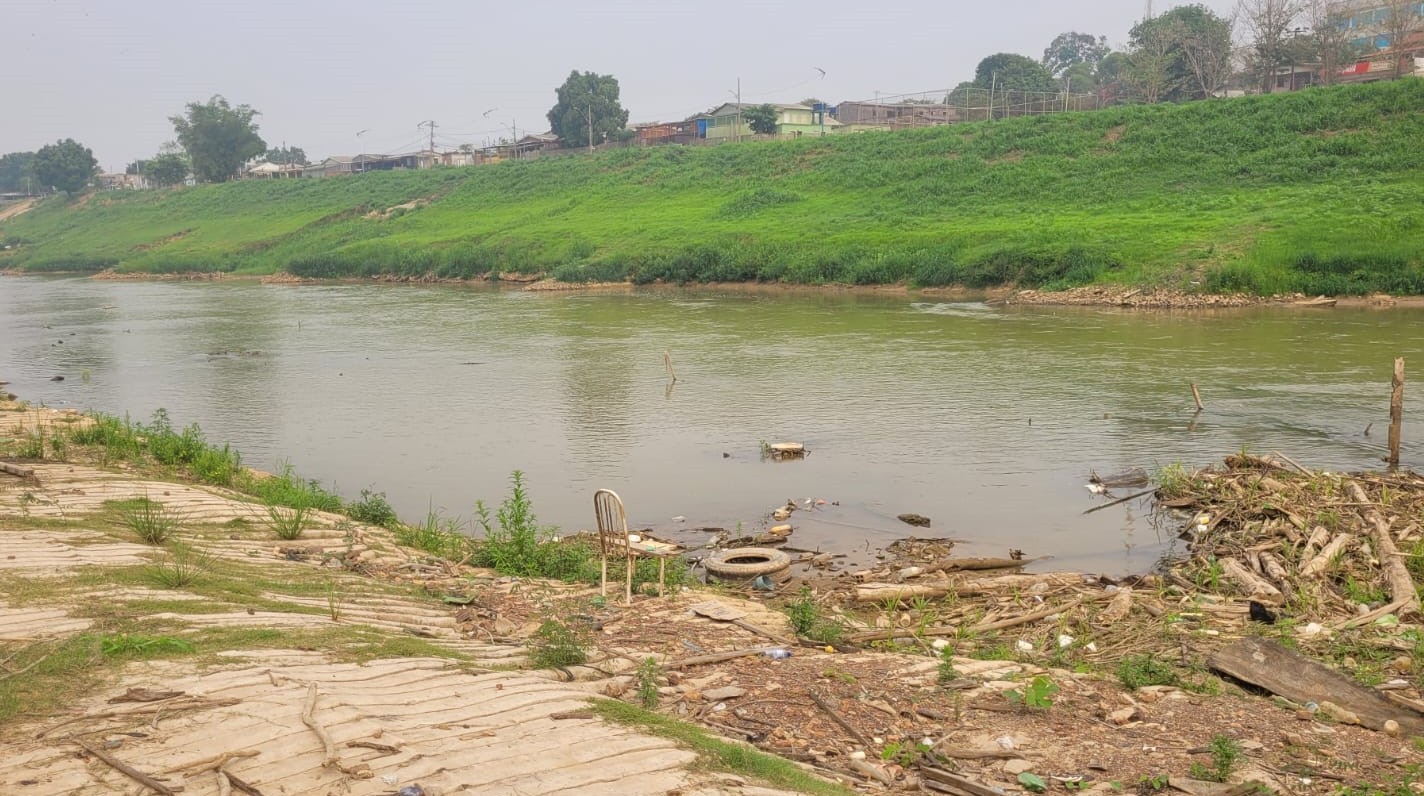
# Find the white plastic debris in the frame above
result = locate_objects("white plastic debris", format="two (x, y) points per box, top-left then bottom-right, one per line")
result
(931, 639), (950, 651)
(1057, 634), (1075, 649)
(1016, 639), (1035, 653)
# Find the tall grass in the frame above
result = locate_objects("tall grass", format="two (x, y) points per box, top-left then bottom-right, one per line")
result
(5, 81), (1422, 293)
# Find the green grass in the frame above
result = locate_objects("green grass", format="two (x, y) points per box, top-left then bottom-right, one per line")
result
(590, 699), (858, 795)
(5, 81), (1423, 294)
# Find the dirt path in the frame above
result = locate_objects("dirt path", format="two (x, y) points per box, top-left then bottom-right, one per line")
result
(0, 198), (35, 223)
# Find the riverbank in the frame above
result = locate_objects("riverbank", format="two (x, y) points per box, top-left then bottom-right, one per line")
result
(4, 394), (1423, 793)
(3, 81), (1423, 297)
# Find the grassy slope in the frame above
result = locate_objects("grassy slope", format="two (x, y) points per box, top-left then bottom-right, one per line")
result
(3, 80), (1423, 294)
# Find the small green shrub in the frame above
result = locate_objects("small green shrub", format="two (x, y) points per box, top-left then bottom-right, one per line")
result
(783, 586), (846, 643)
(268, 500), (312, 540)
(637, 657), (662, 709)
(348, 488), (398, 528)
(1004, 675), (1058, 709)
(100, 634), (195, 658)
(1117, 654), (1182, 690)
(1189, 734), (1242, 783)
(146, 543), (210, 589)
(530, 620), (587, 668)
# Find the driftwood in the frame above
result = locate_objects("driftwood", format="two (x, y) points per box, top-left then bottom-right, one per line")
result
(1208, 636), (1424, 734)
(1388, 357), (1404, 468)
(157, 749), (258, 775)
(1219, 557), (1283, 602)
(77, 740), (176, 795)
(222, 770), (265, 796)
(920, 766), (1007, 796)
(855, 572), (1085, 603)
(1300, 533), (1353, 577)
(1336, 480), (1420, 628)
(924, 557), (1029, 573)
(667, 647), (777, 669)
(0, 461), (35, 478)
(1082, 487), (1157, 515)
(1098, 587), (1134, 623)
(37, 697), (240, 738)
(300, 683), (340, 769)
(971, 595), (1090, 633)
(809, 690), (873, 749)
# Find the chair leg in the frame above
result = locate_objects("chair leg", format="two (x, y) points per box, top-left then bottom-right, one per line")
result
(600, 557), (607, 598)
(658, 557), (666, 598)
(625, 554), (634, 605)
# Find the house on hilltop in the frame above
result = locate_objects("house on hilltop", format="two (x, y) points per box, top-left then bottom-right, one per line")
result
(700, 103), (841, 141)
(1330, 0), (1424, 80)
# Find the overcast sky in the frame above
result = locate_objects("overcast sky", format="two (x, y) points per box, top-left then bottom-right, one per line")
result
(3, 0), (1240, 171)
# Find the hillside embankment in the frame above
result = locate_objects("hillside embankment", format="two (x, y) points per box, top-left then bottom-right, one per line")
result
(2, 81), (1423, 297)
(4, 394), (1424, 793)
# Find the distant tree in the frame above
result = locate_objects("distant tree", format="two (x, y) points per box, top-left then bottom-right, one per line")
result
(1236, 0), (1305, 92)
(263, 145), (308, 165)
(31, 139), (97, 195)
(1126, 16), (1182, 103)
(1042, 32), (1110, 77)
(1382, 0), (1424, 78)
(144, 152), (190, 187)
(546, 70), (630, 150)
(1059, 61), (1100, 93)
(125, 160), (146, 176)
(170, 95), (266, 183)
(0, 151), (36, 193)
(799, 97), (825, 108)
(743, 103), (779, 135)
(973, 53), (1058, 93)
(1177, 9), (1236, 97)
(1302, 0), (1355, 85)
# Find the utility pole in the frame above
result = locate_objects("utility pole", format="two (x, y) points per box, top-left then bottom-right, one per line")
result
(735, 77), (742, 143)
(587, 89), (595, 153)
(418, 120), (437, 153)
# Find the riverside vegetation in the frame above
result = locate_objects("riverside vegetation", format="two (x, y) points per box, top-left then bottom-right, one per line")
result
(3, 81), (1423, 295)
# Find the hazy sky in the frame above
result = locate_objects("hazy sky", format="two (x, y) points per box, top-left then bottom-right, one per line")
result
(4, 0), (1239, 171)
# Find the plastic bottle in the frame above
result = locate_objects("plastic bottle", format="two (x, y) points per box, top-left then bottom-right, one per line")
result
(761, 648), (792, 660)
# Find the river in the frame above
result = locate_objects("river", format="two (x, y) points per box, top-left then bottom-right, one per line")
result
(2, 276), (1420, 574)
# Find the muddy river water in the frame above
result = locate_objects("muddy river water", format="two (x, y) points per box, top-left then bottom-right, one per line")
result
(3, 276), (1421, 573)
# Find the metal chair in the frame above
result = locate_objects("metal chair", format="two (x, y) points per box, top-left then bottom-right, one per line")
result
(593, 488), (677, 605)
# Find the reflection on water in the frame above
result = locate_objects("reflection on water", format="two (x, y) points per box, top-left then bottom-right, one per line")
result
(3, 276), (1422, 574)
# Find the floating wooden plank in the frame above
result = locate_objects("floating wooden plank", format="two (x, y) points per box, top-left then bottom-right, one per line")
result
(1208, 636), (1424, 734)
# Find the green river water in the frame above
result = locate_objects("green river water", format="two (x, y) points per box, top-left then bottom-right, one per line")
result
(3, 276), (1420, 574)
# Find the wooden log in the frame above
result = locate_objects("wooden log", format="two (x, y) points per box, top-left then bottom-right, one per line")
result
(667, 647), (777, 669)
(1299, 525), (1331, 562)
(1208, 636), (1424, 734)
(1300, 533), (1353, 577)
(925, 557), (1030, 572)
(1388, 357), (1404, 468)
(1098, 587), (1134, 624)
(1341, 480), (1419, 623)
(809, 690), (873, 749)
(920, 766), (1009, 796)
(1257, 551), (1292, 595)
(1082, 487), (1158, 515)
(1220, 557), (1283, 601)
(854, 572), (1086, 603)
(969, 595), (1089, 633)
(0, 461), (35, 478)
(1191, 383), (1205, 411)
(76, 740), (176, 795)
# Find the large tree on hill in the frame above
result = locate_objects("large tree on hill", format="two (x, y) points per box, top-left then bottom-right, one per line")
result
(1042, 32), (1110, 77)
(1236, 0), (1305, 92)
(743, 104), (779, 135)
(973, 53), (1058, 93)
(546, 71), (629, 150)
(31, 139), (97, 194)
(0, 151), (36, 193)
(170, 95), (266, 183)
(145, 152), (190, 187)
(1128, 5), (1235, 102)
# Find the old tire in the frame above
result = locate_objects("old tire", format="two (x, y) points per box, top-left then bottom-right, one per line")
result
(705, 547), (792, 583)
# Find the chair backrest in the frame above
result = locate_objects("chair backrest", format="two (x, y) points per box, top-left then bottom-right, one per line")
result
(593, 489), (627, 557)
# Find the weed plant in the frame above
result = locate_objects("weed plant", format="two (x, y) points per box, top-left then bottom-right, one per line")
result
(146, 543), (210, 589)
(268, 500), (312, 540)
(1117, 654), (1182, 690)
(636, 657), (662, 708)
(114, 496), (183, 545)
(1189, 734), (1243, 783)
(99, 633), (195, 658)
(529, 619), (587, 668)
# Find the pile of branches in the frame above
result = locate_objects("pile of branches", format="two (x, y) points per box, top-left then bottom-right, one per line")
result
(1161, 452), (1422, 631)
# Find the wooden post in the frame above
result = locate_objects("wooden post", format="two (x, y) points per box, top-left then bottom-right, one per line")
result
(1388, 357), (1404, 468)
(1190, 383), (1205, 411)
(663, 350), (678, 383)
